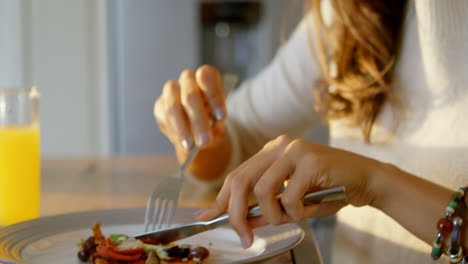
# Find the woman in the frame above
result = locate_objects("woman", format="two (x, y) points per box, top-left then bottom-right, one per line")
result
(153, 0), (468, 263)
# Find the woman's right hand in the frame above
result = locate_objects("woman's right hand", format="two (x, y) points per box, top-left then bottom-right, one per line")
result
(154, 65), (228, 152)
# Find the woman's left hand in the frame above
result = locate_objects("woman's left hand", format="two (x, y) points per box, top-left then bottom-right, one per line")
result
(195, 135), (385, 248)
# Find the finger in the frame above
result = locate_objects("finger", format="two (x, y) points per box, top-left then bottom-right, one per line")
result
(247, 216), (269, 230)
(154, 93), (181, 144)
(179, 69), (212, 147)
(226, 149), (286, 249)
(195, 175), (233, 221)
(229, 175), (254, 249)
(154, 97), (169, 135)
(233, 134), (294, 175)
(196, 65), (226, 121)
(254, 155), (294, 225)
(200, 137), (293, 247)
(280, 154), (318, 222)
(161, 80), (193, 151)
(196, 146), (276, 222)
(196, 145), (277, 222)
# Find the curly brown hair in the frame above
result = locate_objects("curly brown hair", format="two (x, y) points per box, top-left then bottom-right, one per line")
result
(309, 0), (407, 142)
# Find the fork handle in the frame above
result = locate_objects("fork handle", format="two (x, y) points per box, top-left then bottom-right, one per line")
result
(206, 186), (347, 229)
(180, 145), (200, 171)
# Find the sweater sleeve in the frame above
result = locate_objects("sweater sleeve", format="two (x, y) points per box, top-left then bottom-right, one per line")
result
(225, 13), (323, 167)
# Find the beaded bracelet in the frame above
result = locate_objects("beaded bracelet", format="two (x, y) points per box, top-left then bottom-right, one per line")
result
(431, 187), (467, 260)
(448, 187), (467, 263)
(448, 212), (465, 263)
(461, 255), (468, 264)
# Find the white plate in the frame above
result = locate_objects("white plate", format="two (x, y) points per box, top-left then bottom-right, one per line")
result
(0, 208), (304, 264)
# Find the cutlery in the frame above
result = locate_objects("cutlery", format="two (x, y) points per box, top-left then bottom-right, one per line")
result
(136, 186), (346, 244)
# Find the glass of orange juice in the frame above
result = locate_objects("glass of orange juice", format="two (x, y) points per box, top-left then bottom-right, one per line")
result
(0, 87), (40, 226)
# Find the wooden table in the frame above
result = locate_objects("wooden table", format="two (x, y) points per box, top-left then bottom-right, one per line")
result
(41, 155), (304, 263)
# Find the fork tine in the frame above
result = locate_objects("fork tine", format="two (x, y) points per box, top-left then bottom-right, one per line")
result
(165, 201), (177, 229)
(144, 193), (157, 232)
(151, 198), (163, 231)
(156, 199), (170, 230)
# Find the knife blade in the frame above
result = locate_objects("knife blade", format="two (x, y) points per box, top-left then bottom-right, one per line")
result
(133, 186), (346, 244)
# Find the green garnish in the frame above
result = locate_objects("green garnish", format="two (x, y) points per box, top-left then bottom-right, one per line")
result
(109, 234), (128, 242)
(76, 238), (84, 248)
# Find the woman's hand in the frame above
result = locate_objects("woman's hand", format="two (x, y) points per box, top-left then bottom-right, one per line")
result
(196, 135), (384, 248)
(154, 65), (227, 151)
(154, 65), (233, 181)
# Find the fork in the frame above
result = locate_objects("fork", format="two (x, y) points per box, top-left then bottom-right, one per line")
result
(144, 73), (239, 232)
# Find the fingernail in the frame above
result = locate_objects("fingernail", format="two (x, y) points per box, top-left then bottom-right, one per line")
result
(196, 132), (211, 147)
(240, 237), (250, 249)
(181, 137), (193, 151)
(213, 107), (226, 121)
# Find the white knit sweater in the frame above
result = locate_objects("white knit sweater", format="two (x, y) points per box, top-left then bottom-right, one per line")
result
(218, 0), (468, 263)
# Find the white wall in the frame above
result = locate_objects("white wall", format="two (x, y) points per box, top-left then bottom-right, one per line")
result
(30, 0), (112, 157)
(110, 0), (199, 154)
(0, 0), (31, 88)
(1, 0), (112, 157)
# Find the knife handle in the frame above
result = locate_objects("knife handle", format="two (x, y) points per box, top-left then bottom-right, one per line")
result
(206, 186), (346, 228)
(247, 186), (346, 218)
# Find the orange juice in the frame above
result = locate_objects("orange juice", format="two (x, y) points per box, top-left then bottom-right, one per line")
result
(0, 125), (40, 226)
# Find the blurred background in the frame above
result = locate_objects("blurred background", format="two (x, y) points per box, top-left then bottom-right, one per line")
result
(0, 0), (327, 158)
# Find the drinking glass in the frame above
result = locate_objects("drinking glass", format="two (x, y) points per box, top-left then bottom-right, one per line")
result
(0, 86), (40, 226)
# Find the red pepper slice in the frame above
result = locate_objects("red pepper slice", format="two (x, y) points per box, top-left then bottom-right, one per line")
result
(113, 247), (144, 255)
(96, 239), (142, 261)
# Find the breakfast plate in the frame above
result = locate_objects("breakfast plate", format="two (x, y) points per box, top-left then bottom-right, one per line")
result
(0, 207), (304, 264)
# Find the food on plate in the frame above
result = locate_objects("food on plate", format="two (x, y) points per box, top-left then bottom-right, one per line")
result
(77, 222), (210, 264)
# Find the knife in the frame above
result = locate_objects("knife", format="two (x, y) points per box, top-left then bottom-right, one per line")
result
(133, 186), (346, 244)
